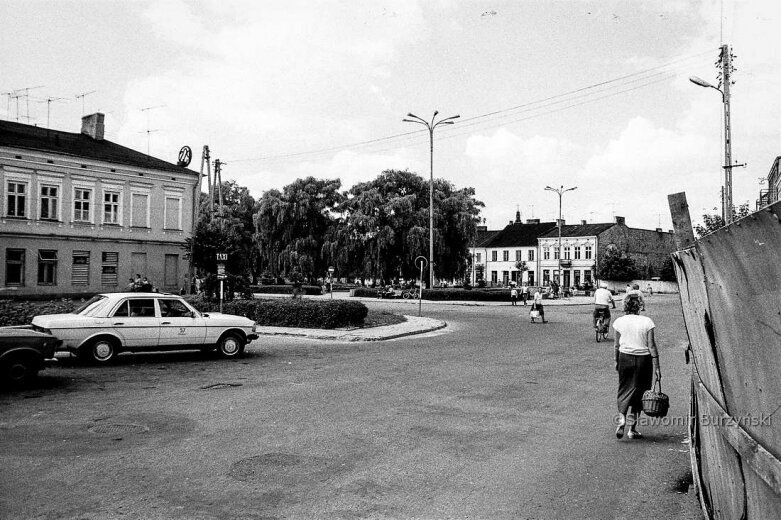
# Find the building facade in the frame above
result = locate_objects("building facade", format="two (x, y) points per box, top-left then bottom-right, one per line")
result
(757, 156), (780, 209)
(469, 213), (556, 286)
(1, 114), (199, 298)
(538, 216), (676, 287)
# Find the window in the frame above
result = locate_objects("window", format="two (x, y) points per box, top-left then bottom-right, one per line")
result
(574, 270), (581, 286)
(528, 249), (535, 261)
(585, 246), (593, 259)
(103, 191), (120, 225)
(101, 252), (118, 286)
(72, 251), (90, 286)
(128, 299), (156, 318)
(574, 247), (581, 260)
(491, 271), (498, 283)
(37, 250), (57, 285)
(554, 249), (560, 260)
(5, 249), (25, 286)
(503, 250), (509, 262)
(131, 192), (149, 227)
(160, 298), (193, 318)
(73, 188), (92, 222)
(584, 270), (592, 283)
(164, 196), (182, 230)
(164, 254), (179, 287)
(502, 271), (509, 285)
(528, 271), (535, 285)
(40, 185), (59, 220)
(491, 251), (497, 262)
(543, 247), (550, 260)
(564, 246), (571, 260)
(6, 181), (27, 217)
(543, 269), (550, 283)
(515, 250), (522, 261)
(476, 252), (481, 263)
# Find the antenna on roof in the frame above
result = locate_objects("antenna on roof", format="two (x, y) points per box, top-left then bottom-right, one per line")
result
(140, 105), (166, 156)
(7, 86), (44, 122)
(75, 90), (97, 115)
(33, 95), (68, 128)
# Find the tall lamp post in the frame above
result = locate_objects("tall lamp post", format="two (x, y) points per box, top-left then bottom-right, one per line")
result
(690, 44), (734, 223)
(403, 111), (460, 288)
(327, 266), (335, 300)
(544, 185), (577, 292)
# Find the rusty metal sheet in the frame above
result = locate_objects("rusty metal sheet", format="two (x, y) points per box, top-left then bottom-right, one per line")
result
(696, 202), (781, 458)
(672, 248), (727, 408)
(696, 382), (746, 519)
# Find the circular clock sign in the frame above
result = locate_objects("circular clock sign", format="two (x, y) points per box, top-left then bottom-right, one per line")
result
(177, 146), (192, 167)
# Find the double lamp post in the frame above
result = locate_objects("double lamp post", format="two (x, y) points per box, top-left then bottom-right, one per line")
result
(403, 111), (459, 288)
(544, 185), (577, 290)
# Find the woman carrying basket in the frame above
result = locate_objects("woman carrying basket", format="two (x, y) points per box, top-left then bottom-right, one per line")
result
(612, 295), (661, 439)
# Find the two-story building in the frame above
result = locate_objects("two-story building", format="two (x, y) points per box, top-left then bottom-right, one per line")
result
(538, 216), (676, 287)
(757, 156), (780, 209)
(1, 114), (200, 298)
(469, 212), (556, 286)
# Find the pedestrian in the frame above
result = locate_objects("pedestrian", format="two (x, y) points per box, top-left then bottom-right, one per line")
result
(125, 277), (136, 292)
(626, 283), (646, 311)
(140, 276), (154, 292)
(625, 283), (632, 295)
(521, 283), (529, 306)
(531, 288), (548, 323)
(510, 285), (518, 306)
(612, 295), (661, 439)
(133, 273), (142, 291)
(647, 283), (653, 296)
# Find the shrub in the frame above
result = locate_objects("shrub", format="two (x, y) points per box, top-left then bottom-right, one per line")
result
(249, 285), (323, 296)
(352, 287), (382, 298)
(0, 298), (81, 327)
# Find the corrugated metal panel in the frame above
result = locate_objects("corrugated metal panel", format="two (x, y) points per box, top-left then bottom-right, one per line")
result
(72, 251), (89, 286)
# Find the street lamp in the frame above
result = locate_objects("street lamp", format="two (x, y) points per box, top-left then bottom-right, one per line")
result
(545, 185), (577, 295)
(403, 111), (460, 288)
(689, 44), (734, 223)
(327, 266), (335, 300)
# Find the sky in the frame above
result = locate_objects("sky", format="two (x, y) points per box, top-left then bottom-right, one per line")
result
(2, 0), (780, 232)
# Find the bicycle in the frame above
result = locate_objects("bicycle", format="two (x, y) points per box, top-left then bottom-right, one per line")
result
(402, 288), (420, 299)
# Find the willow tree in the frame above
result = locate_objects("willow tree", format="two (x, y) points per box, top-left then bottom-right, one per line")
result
(254, 177), (343, 282)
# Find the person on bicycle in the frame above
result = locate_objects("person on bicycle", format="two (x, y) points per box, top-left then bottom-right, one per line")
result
(593, 282), (616, 330)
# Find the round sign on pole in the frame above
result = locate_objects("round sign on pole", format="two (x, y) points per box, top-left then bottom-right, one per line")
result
(177, 146), (193, 167)
(415, 256), (428, 270)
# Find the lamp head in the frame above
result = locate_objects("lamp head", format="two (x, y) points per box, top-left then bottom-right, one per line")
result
(689, 76), (714, 89)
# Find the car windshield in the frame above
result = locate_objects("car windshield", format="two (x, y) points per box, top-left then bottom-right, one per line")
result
(72, 295), (110, 316)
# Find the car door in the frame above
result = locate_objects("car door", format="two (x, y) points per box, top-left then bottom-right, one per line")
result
(157, 298), (207, 347)
(109, 298), (160, 348)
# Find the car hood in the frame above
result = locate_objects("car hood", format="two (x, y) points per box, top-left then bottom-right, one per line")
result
(0, 326), (57, 339)
(32, 313), (86, 328)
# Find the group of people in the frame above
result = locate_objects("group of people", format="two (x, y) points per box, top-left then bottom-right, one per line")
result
(592, 282), (660, 440)
(509, 284), (531, 306)
(126, 274), (155, 293)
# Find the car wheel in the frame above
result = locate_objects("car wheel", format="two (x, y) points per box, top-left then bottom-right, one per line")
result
(1, 355), (39, 387)
(86, 337), (119, 364)
(217, 333), (245, 358)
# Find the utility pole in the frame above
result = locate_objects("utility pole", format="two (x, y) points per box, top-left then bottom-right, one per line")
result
(213, 159), (224, 230)
(720, 44), (734, 223)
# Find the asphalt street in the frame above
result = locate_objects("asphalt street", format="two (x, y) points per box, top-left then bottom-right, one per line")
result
(0, 294), (702, 519)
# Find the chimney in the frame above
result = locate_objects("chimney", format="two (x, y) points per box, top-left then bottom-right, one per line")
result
(581, 220), (587, 225)
(526, 218), (540, 224)
(81, 113), (105, 141)
(614, 216), (625, 225)
(515, 209), (521, 223)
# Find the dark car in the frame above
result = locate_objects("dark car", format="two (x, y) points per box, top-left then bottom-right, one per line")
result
(0, 327), (60, 387)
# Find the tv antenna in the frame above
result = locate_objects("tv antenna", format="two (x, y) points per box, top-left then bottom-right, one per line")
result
(7, 86), (44, 122)
(75, 90), (96, 115)
(34, 95), (68, 128)
(140, 105), (166, 156)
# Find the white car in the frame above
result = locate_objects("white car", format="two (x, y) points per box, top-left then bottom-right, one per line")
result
(31, 292), (258, 363)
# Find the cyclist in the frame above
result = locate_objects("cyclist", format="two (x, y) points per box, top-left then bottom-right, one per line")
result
(593, 282), (616, 331)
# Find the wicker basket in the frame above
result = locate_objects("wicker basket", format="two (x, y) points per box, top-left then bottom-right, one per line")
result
(642, 380), (669, 417)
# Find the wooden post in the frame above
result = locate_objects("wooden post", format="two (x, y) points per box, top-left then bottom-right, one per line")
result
(668, 192), (696, 250)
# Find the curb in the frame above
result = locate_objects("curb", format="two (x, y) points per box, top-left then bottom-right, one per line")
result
(256, 315), (447, 342)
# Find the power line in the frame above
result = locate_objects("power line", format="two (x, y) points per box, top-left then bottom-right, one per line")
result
(225, 48), (717, 164)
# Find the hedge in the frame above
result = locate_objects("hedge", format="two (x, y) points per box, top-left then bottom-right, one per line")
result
(250, 285), (324, 296)
(352, 287), (512, 301)
(0, 299), (81, 327)
(185, 296), (368, 329)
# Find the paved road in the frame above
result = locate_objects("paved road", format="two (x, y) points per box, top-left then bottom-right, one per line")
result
(0, 295), (701, 519)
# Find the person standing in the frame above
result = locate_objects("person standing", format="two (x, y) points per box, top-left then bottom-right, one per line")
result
(520, 283), (529, 306)
(612, 296), (661, 439)
(626, 283), (646, 310)
(531, 288), (548, 323)
(510, 285), (518, 306)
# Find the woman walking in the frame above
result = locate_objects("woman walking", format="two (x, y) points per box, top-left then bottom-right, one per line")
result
(612, 295), (661, 439)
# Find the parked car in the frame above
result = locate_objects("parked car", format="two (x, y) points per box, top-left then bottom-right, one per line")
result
(0, 327), (60, 387)
(31, 293), (259, 364)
